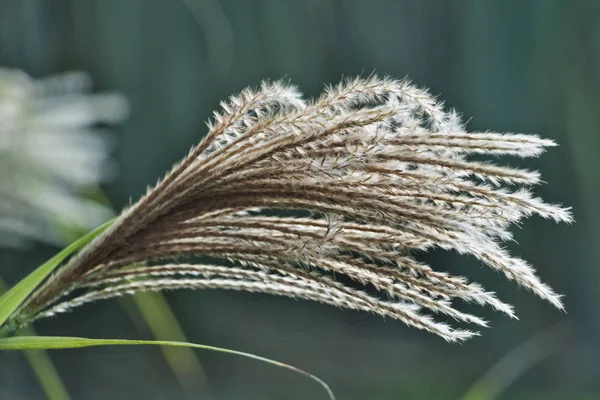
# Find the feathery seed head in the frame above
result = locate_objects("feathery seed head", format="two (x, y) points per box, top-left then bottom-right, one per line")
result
(10, 76), (571, 342)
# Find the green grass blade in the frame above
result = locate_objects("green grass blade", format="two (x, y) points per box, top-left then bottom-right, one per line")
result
(0, 336), (335, 400)
(0, 219), (115, 331)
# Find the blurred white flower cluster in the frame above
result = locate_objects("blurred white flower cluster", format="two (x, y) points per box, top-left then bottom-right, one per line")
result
(0, 68), (127, 247)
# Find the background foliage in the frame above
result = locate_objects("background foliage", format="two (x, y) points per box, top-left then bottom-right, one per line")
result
(0, 1), (598, 399)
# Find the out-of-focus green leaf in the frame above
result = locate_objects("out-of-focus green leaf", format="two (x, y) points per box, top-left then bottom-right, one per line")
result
(20, 328), (71, 400)
(461, 323), (568, 400)
(131, 292), (212, 394)
(0, 281), (71, 400)
(0, 335), (335, 400)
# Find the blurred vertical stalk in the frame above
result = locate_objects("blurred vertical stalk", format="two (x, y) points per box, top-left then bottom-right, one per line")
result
(130, 292), (214, 398)
(532, 1), (600, 337)
(0, 280), (71, 400)
(181, 0), (234, 80)
(19, 326), (71, 400)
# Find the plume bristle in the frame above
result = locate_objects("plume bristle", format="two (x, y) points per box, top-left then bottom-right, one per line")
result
(12, 76), (571, 342)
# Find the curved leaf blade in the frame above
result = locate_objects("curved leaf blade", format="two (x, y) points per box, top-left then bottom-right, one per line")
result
(0, 335), (335, 400)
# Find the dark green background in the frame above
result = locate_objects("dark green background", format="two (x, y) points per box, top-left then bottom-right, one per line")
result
(0, 1), (599, 399)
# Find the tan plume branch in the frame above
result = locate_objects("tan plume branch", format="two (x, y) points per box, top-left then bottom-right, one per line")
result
(11, 76), (571, 342)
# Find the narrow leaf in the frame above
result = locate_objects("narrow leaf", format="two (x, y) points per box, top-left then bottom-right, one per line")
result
(0, 219), (115, 331)
(0, 336), (335, 400)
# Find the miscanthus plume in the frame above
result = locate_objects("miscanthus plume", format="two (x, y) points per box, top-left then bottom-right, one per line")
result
(9, 76), (571, 342)
(0, 68), (127, 247)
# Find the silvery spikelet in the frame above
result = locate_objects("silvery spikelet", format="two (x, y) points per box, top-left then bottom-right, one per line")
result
(9, 76), (571, 342)
(0, 68), (127, 247)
